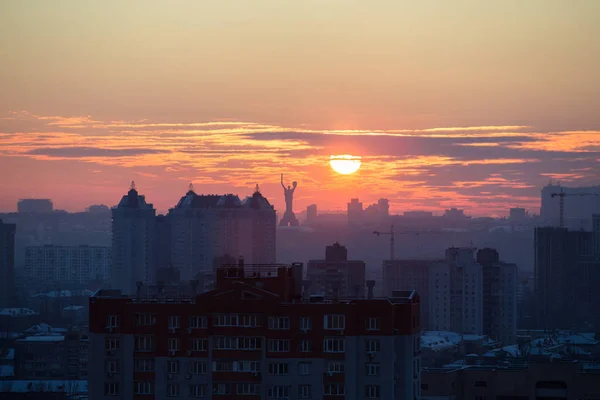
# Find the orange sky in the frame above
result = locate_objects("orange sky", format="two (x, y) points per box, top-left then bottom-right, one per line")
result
(1, 1), (599, 216)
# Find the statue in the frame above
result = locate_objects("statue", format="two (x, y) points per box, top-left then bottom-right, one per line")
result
(279, 173), (299, 227)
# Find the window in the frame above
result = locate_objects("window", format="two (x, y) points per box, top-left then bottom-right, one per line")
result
(190, 361), (206, 374)
(134, 335), (154, 352)
(189, 384), (207, 398)
(300, 316), (312, 330)
(323, 383), (345, 395)
(189, 316), (207, 329)
(237, 383), (260, 395)
(168, 338), (180, 352)
(299, 385), (312, 399)
(105, 338), (120, 351)
(167, 384), (180, 397)
(134, 381), (154, 395)
(300, 340), (312, 352)
(190, 338), (208, 352)
(365, 339), (380, 352)
(105, 360), (120, 373)
(365, 363), (380, 376)
(214, 336), (238, 350)
(214, 314), (238, 327)
(323, 338), (345, 353)
(268, 362), (289, 375)
(212, 383), (231, 395)
(268, 339), (290, 352)
(231, 360), (261, 372)
(268, 316), (290, 330)
(104, 382), (119, 396)
(134, 359), (155, 372)
(365, 385), (381, 399)
(366, 317), (380, 331)
(168, 315), (180, 329)
(324, 315), (345, 330)
(135, 313), (155, 326)
(327, 361), (344, 373)
(106, 315), (120, 328)
(167, 361), (179, 374)
(268, 385), (289, 398)
(298, 362), (311, 375)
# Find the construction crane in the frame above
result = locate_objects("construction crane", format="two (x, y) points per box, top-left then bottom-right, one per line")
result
(373, 225), (395, 261)
(550, 188), (600, 228)
(373, 225), (442, 261)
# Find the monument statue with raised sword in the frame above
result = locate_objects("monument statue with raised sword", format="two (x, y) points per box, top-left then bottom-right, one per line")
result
(279, 173), (299, 226)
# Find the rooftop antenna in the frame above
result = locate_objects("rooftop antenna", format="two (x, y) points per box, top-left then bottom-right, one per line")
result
(255, 184), (260, 193)
(130, 181), (136, 191)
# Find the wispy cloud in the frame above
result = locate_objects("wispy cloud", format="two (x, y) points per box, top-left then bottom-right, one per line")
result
(1, 111), (599, 215)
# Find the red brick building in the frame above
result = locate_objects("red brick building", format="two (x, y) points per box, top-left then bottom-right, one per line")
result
(89, 262), (421, 400)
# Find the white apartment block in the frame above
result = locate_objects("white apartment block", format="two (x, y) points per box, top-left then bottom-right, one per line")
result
(429, 248), (483, 335)
(25, 245), (111, 284)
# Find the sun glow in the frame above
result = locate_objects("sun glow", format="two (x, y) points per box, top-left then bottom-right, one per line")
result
(330, 154), (362, 175)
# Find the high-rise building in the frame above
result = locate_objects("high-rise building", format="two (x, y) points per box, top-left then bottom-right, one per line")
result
(534, 227), (600, 330)
(307, 242), (366, 298)
(509, 207), (527, 223)
(24, 245), (111, 284)
(88, 261), (421, 400)
(17, 198), (53, 213)
(382, 259), (439, 330)
(306, 204), (317, 224)
(429, 248), (483, 334)
(168, 186), (276, 281)
(111, 182), (157, 295)
(593, 214), (600, 256)
(540, 184), (600, 229)
(347, 198), (363, 226)
(0, 219), (16, 308)
(476, 248), (518, 345)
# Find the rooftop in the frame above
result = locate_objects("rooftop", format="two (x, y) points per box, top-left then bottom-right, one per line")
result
(17, 335), (65, 342)
(0, 308), (38, 317)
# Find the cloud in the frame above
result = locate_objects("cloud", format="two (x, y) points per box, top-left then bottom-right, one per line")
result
(25, 147), (169, 158)
(2, 111), (600, 216)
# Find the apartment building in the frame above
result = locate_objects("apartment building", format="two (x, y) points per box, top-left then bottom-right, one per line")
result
(88, 261), (421, 400)
(24, 245), (111, 284)
(307, 243), (366, 298)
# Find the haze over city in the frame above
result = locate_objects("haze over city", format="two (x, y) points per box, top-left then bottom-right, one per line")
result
(2, 0), (600, 215)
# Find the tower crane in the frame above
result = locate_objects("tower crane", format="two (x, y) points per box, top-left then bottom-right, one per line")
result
(550, 188), (600, 228)
(373, 225), (395, 261)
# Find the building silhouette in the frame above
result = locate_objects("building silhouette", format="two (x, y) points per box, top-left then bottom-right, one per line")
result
(0, 219), (16, 307)
(306, 242), (366, 298)
(168, 185), (276, 281)
(476, 248), (517, 345)
(17, 198), (53, 213)
(306, 204), (317, 224)
(111, 182), (157, 295)
(534, 226), (600, 330)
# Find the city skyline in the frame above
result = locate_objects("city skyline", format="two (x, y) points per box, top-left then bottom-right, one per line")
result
(1, 1), (600, 216)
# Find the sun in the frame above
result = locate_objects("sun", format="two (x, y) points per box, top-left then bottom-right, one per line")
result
(330, 154), (362, 175)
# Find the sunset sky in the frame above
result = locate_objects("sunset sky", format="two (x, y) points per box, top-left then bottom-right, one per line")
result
(1, 1), (599, 216)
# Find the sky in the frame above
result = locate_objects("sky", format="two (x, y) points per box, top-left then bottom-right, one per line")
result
(1, 0), (599, 216)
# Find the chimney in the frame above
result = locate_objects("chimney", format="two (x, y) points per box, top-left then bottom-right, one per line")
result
(190, 280), (199, 295)
(136, 281), (143, 299)
(366, 280), (375, 300)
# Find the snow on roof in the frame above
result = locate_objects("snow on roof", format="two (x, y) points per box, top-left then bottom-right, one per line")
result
(63, 305), (85, 311)
(0, 380), (87, 393)
(17, 335), (65, 342)
(0, 308), (38, 316)
(0, 365), (14, 378)
(32, 290), (94, 298)
(0, 348), (14, 360)
(25, 323), (52, 334)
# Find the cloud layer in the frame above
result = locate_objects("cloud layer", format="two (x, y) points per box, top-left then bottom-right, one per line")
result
(1, 111), (599, 215)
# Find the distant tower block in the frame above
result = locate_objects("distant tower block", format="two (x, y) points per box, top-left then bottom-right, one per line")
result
(366, 280), (376, 300)
(302, 280), (312, 300)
